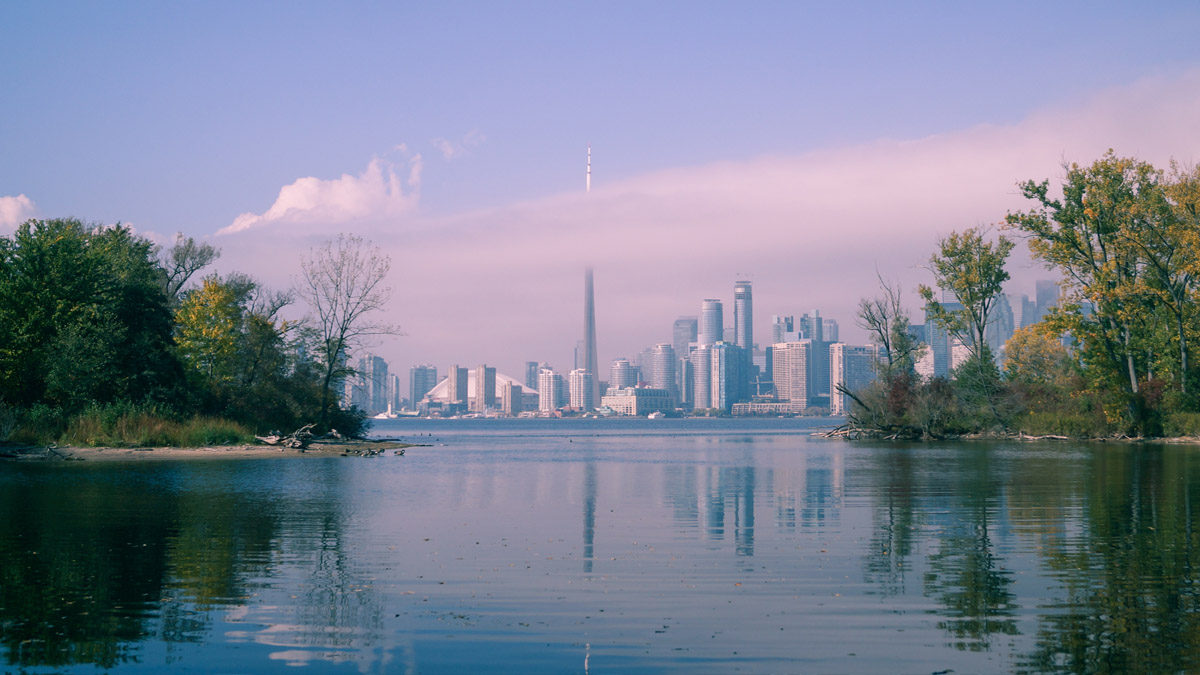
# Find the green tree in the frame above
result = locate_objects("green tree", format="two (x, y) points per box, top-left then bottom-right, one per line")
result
(918, 227), (1015, 364)
(0, 219), (183, 410)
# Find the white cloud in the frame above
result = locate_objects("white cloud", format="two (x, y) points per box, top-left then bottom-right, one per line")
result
(217, 157), (421, 236)
(431, 129), (486, 160)
(0, 194), (37, 230)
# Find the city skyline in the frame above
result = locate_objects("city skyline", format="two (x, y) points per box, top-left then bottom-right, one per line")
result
(4, 5), (1200, 391)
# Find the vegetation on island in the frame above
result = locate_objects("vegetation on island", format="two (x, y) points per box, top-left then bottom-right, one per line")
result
(846, 151), (1200, 439)
(0, 219), (394, 447)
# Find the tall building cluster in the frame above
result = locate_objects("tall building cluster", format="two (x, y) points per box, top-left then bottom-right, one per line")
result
(394, 267), (1063, 419)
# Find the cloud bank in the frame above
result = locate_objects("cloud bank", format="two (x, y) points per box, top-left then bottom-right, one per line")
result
(0, 194), (37, 230)
(217, 70), (1200, 384)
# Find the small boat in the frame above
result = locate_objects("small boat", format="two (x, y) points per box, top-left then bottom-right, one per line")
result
(647, 411), (666, 419)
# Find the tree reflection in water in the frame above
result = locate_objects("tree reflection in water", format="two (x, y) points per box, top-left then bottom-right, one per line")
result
(0, 460), (361, 670)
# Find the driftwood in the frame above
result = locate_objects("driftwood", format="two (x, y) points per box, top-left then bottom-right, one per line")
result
(256, 423), (316, 450)
(1016, 432), (1070, 441)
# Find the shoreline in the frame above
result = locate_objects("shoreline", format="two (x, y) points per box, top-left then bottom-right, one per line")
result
(0, 439), (414, 462)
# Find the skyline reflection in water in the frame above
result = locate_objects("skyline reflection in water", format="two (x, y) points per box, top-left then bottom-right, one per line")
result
(1, 417), (1199, 673)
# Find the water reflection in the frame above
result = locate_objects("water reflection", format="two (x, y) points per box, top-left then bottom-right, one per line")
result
(5, 426), (1200, 673)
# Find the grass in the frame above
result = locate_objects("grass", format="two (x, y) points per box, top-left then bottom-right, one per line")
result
(11, 406), (254, 447)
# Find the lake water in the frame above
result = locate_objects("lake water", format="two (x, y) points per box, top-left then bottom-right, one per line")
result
(2, 417), (1199, 673)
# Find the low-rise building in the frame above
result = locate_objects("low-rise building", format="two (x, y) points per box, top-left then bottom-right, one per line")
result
(600, 387), (673, 416)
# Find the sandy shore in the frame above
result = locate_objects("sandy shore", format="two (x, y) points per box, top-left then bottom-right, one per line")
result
(0, 439), (415, 462)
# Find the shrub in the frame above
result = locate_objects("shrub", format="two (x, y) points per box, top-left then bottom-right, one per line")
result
(1164, 412), (1200, 437)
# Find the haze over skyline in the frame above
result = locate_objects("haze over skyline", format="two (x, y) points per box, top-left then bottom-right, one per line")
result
(5, 3), (1200, 386)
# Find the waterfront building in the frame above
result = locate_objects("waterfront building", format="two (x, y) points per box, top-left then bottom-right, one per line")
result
(409, 364), (438, 410)
(699, 299), (723, 346)
(569, 368), (595, 411)
(610, 358), (638, 390)
(500, 381), (523, 416)
(690, 345), (712, 411)
(772, 341), (811, 409)
(538, 368), (561, 413)
(472, 365), (496, 412)
(673, 316), (697, 360)
(829, 343), (878, 415)
(600, 387), (673, 416)
(731, 402), (807, 416)
(447, 365), (469, 406)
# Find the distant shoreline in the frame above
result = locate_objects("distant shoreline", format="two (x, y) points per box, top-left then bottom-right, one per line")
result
(0, 439), (413, 462)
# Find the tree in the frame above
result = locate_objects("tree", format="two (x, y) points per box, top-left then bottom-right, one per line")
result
(856, 273), (922, 378)
(175, 277), (242, 384)
(160, 233), (219, 304)
(918, 226), (1014, 364)
(0, 219), (183, 410)
(297, 234), (400, 429)
(1005, 151), (1167, 429)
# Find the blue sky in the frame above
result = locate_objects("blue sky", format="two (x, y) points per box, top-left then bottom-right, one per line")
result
(5, 2), (1200, 383)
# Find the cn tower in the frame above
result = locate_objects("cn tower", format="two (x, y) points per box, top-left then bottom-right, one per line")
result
(583, 147), (600, 408)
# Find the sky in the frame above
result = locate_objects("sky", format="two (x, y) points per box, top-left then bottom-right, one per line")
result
(4, 2), (1200, 393)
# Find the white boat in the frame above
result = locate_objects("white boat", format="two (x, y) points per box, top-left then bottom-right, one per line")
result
(647, 411), (666, 419)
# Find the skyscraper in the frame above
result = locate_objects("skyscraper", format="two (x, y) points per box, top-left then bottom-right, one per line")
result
(538, 368), (560, 413)
(1035, 279), (1058, 321)
(672, 316), (698, 359)
(690, 345), (712, 411)
(500, 381), (523, 416)
(650, 343), (678, 405)
(472, 365), (496, 412)
(710, 342), (741, 412)
(699, 299), (723, 346)
(770, 315), (794, 344)
(830, 343), (878, 415)
(610, 358), (637, 389)
(772, 340), (811, 408)
(409, 364), (438, 410)
(569, 368), (595, 410)
(583, 268), (601, 407)
(524, 361), (540, 391)
(356, 354), (388, 415)
(733, 281), (753, 350)
(733, 281), (754, 401)
(804, 310), (829, 403)
(822, 318), (839, 343)
(448, 365), (468, 406)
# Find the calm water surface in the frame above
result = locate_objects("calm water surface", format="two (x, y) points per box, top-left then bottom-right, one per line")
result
(2, 418), (1199, 673)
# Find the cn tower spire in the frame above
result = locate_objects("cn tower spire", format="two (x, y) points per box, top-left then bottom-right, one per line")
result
(586, 144), (591, 193)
